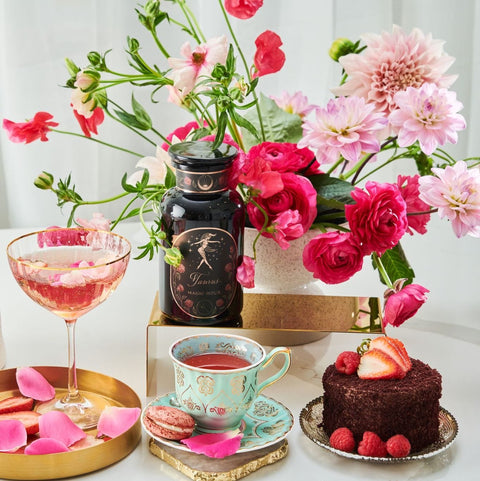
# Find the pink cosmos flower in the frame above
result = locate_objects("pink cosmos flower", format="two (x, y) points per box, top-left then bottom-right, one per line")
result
(418, 161), (480, 238)
(389, 83), (466, 155)
(332, 25), (457, 114)
(127, 145), (169, 185)
(271, 91), (315, 118)
(303, 231), (364, 284)
(298, 96), (387, 168)
(383, 280), (429, 328)
(396, 175), (431, 235)
(3, 112), (58, 144)
(168, 36), (229, 94)
(224, 0), (263, 19)
(236, 256), (255, 288)
(253, 31), (286, 78)
(72, 105), (104, 138)
(345, 181), (408, 255)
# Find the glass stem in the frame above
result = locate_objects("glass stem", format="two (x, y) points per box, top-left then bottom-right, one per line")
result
(65, 319), (81, 402)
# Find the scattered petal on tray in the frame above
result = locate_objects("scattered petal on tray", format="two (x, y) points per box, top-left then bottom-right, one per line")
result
(39, 411), (86, 447)
(69, 434), (105, 451)
(180, 430), (244, 458)
(15, 367), (55, 401)
(0, 420), (27, 452)
(97, 406), (141, 438)
(24, 438), (70, 455)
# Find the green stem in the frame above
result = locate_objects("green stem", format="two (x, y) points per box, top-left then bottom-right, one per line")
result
(51, 129), (143, 157)
(372, 252), (393, 289)
(176, 0), (204, 43)
(182, 1), (206, 42)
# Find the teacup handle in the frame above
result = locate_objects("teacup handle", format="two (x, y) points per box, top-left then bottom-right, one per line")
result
(257, 347), (291, 394)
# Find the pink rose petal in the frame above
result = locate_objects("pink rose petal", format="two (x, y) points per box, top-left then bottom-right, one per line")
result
(16, 367), (55, 402)
(0, 420), (27, 452)
(181, 430), (244, 458)
(69, 434), (104, 451)
(39, 411), (86, 446)
(97, 406), (141, 438)
(24, 438), (70, 455)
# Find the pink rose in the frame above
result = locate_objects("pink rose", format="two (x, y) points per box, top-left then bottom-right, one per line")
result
(397, 175), (431, 235)
(236, 256), (255, 288)
(253, 31), (286, 78)
(345, 181), (408, 255)
(224, 0), (263, 19)
(303, 231), (364, 284)
(383, 283), (429, 328)
(247, 172), (317, 242)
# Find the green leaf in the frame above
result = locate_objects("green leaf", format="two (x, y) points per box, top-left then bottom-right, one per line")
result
(131, 94), (152, 130)
(241, 93), (303, 149)
(164, 163), (176, 189)
(377, 244), (415, 286)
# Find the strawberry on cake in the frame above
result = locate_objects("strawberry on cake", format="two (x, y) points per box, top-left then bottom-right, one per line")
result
(322, 336), (442, 456)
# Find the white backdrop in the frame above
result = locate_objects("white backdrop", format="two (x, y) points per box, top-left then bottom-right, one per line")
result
(0, 0), (479, 327)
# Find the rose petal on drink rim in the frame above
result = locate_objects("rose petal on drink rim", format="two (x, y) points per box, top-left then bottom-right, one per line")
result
(24, 438), (70, 455)
(180, 430), (243, 458)
(96, 406), (141, 438)
(39, 411), (86, 446)
(0, 420), (27, 452)
(16, 367), (55, 402)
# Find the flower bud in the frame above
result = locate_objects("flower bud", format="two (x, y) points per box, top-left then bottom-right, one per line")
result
(87, 51), (103, 68)
(34, 171), (54, 190)
(328, 37), (356, 61)
(64, 58), (80, 77)
(164, 247), (183, 268)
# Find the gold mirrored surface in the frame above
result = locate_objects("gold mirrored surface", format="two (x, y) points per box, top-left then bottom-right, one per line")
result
(0, 366), (142, 480)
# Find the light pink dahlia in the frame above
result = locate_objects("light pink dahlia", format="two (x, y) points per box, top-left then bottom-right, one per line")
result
(389, 83), (465, 155)
(332, 26), (457, 114)
(418, 161), (480, 238)
(298, 96), (387, 167)
(271, 91), (315, 117)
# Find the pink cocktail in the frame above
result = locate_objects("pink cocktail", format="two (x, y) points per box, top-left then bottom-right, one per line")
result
(7, 228), (131, 429)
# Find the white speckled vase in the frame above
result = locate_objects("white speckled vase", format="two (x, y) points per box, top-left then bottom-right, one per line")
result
(244, 228), (324, 295)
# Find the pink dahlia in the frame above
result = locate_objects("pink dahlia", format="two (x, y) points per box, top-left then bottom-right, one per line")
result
(298, 96), (387, 167)
(397, 175), (431, 235)
(332, 26), (457, 114)
(168, 36), (228, 94)
(271, 91), (315, 118)
(418, 161), (480, 238)
(389, 83), (465, 155)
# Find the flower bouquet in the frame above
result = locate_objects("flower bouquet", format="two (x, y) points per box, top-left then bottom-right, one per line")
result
(3, 0), (479, 329)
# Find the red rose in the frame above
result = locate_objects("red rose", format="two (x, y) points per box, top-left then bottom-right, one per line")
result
(72, 106), (104, 138)
(383, 283), (429, 328)
(303, 231), (364, 284)
(345, 181), (408, 255)
(396, 175), (431, 235)
(3, 111), (58, 144)
(253, 31), (286, 78)
(224, 0), (263, 19)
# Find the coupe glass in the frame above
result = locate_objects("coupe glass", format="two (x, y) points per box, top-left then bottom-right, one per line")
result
(6, 227), (131, 429)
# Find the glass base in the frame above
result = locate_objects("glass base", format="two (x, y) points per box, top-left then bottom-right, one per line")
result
(35, 391), (113, 430)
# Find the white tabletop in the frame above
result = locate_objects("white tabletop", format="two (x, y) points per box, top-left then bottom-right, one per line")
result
(0, 223), (478, 480)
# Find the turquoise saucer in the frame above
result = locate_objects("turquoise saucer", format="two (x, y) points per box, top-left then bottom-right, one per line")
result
(142, 392), (294, 453)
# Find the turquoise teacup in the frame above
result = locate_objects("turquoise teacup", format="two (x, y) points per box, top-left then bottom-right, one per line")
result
(169, 333), (291, 433)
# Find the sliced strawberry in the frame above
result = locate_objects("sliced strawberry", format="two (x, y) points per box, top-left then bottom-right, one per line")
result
(0, 411), (41, 435)
(370, 337), (412, 373)
(0, 396), (34, 415)
(357, 348), (406, 380)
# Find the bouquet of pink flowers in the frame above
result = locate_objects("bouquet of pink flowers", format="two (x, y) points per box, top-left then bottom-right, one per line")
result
(3, 0), (479, 328)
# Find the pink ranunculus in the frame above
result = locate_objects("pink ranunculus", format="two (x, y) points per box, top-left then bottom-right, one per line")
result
(236, 256), (255, 288)
(383, 282), (429, 328)
(418, 161), (480, 238)
(345, 181), (408, 255)
(332, 25), (458, 114)
(168, 36), (229, 94)
(224, 0), (263, 19)
(238, 155), (283, 198)
(3, 112), (58, 144)
(161, 121), (201, 151)
(389, 83), (466, 155)
(271, 91), (315, 118)
(270, 209), (304, 249)
(396, 175), (431, 235)
(72, 106), (104, 138)
(298, 96), (387, 168)
(302, 231), (364, 284)
(246, 142), (317, 174)
(247, 172), (317, 241)
(253, 31), (286, 78)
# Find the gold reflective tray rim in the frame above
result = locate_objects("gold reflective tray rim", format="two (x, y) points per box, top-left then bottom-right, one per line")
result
(0, 366), (142, 480)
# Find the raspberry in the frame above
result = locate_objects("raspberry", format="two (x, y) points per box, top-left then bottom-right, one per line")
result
(357, 431), (387, 457)
(329, 427), (356, 453)
(386, 434), (411, 458)
(335, 351), (361, 375)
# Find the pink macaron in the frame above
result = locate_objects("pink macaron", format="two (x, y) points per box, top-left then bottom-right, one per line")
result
(144, 406), (195, 440)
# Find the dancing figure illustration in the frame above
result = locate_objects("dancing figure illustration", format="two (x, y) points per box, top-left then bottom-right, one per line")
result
(193, 233), (220, 269)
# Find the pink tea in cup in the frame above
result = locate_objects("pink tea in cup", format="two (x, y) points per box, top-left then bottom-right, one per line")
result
(182, 353), (250, 370)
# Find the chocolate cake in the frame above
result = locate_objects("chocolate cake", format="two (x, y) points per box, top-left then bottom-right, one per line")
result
(322, 358), (442, 453)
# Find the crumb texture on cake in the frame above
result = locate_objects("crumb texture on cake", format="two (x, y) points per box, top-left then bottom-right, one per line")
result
(322, 358), (442, 452)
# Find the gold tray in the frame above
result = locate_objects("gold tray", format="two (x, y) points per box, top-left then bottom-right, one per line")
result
(0, 366), (142, 480)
